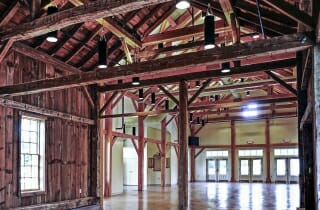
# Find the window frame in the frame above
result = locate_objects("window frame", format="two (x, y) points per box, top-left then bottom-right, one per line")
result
(19, 113), (46, 196)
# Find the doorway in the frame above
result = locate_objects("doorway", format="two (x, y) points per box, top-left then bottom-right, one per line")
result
(206, 159), (228, 181)
(275, 158), (299, 183)
(239, 158), (263, 182)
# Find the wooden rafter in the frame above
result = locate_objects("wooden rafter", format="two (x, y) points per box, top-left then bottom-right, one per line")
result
(0, 38), (14, 63)
(99, 91), (119, 115)
(158, 85), (179, 105)
(143, 21), (229, 46)
(265, 71), (297, 96)
(0, 34), (310, 97)
(120, 37), (133, 64)
(0, 0), (20, 28)
(188, 79), (212, 105)
(1, 0), (172, 42)
(264, 0), (313, 29)
(219, 0), (240, 43)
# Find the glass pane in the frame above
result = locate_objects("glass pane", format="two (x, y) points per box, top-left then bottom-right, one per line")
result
(32, 155), (38, 166)
(24, 166), (31, 177)
(257, 150), (263, 156)
(274, 149), (280, 156)
(21, 131), (29, 143)
(21, 143), (30, 154)
(30, 143), (38, 154)
(208, 160), (216, 175)
(31, 178), (38, 189)
(239, 150), (244, 156)
(290, 158), (299, 176)
(21, 119), (30, 131)
(29, 120), (38, 131)
(252, 159), (262, 175)
(277, 159), (286, 176)
(240, 160), (249, 175)
(32, 166), (38, 177)
(24, 154), (31, 166)
(29, 132), (38, 143)
(219, 160), (227, 175)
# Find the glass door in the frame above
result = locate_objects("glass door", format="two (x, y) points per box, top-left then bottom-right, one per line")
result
(276, 158), (299, 183)
(206, 159), (217, 181)
(217, 159), (228, 181)
(239, 158), (263, 182)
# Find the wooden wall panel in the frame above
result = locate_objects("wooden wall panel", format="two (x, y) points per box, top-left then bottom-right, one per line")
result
(0, 52), (95, 209)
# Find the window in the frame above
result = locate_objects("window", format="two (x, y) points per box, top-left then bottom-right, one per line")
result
(274, 148), (298, 156)
(20, 115), (45, 192)
(206, 150), (228, 158)
(238, 149), (263, 157)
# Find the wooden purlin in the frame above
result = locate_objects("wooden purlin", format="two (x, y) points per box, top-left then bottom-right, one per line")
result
(0, 34), (310, 97)
(1, 0), (172, 42)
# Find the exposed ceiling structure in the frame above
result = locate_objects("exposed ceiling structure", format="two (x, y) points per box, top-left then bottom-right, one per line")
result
(0, 0), (317, 125)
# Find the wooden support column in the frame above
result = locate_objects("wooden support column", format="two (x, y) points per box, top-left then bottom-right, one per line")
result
(312, 45), (320, 209)
(160, 118), (167, 187)
(104, 93), (113, 197)
(178, 79), (188, 210)
(138, 103), (145, 191)
(265, 119), (271, 183)
(190, 147), (196, 182)
(230, 120), (236, 182)
(297, 51), (307, 208)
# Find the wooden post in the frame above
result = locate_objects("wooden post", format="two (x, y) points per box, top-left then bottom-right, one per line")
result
(160, 118), (166, 187)
(104, 93), (113, 197)
(190, 147), (196, 182)
(265, 119), (271, 183)
(230, 120), (236, 182)
(178, 79), (188, 210)
(138, 103), (145, 191)
(297, 51), (307, 208)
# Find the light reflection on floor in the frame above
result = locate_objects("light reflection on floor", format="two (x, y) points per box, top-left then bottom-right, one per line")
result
(104, 182), (300, 210)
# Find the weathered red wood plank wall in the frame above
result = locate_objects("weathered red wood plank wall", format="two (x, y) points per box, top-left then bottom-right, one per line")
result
(0, 51), (95, 209)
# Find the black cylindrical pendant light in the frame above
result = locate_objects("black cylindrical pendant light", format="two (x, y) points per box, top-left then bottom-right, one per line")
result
(189, 113), (193, 122)
(201, 119), (205, 126)
(132, 127), (136, 136)
(138, 89), (144, 100)
(46, 6), (58, 42)
(221, 62), (230, 73)
(132, 77), (140, 86)
(151, 92), (156, 105)
(204, 15), (215, 50)
(98, 36), (107, 68)
(197, 117), (201, 124)
(165, 100), (169, 110)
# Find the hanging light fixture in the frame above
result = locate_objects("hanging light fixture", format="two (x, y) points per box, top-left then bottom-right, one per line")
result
(215, 95), (219, 101)
(138, 89), (144, 100)
(189, 113), (193, 122)
(246, 90), (251, 96)
(175, 0), (190, 9)
(46, 6), (58, 43)
(98, 36), (107, 68)
(197, 117), (201, 124)
(204, 4), (215, 50)
(201, 119), (205, 126)
(151, 92), (156, 105)
(221, 62), (231, 73)
(132, 127), (136, 136)
(165, 100), (169, 110)
(132, 77), (140, 86)
(195, 81), (201, 88)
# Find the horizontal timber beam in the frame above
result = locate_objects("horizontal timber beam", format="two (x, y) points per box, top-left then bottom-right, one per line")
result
(0, 34), (311, 96)
(98, 59), (296, 92)
(0, 98), (94, 125)
(1, 0), (171, 42)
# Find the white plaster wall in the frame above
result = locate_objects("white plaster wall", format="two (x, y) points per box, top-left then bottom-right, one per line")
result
(112, 140), (124, 195)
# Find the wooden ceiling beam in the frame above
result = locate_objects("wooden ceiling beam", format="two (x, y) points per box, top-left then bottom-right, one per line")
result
(98, 59), (296, 92)
(69, 0), (141, 48)
(263, 0), (313, 29)
(100, 94), (296, 118)
(1, 0), (171, 42)
(158, 85), (179, 105)
(0, 34), (310, 96)
(219, 0), (240, 43)
(188, 79), (212, 105)
(0, 0), (20, 29)
(142, 21), (230, 46)
(142, 6), (176, 38)
(120, 37), (133, 64)
(0, 38), (14, 63)
(265, 71), (297, 96)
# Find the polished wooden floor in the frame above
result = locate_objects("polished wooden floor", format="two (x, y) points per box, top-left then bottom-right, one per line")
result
(104, 182), (299, 210)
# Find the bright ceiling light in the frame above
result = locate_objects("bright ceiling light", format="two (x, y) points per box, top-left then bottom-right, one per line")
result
(247, 103), (258, 109)
(176, 0), (190, 9)
(242, 109), (258, 117)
